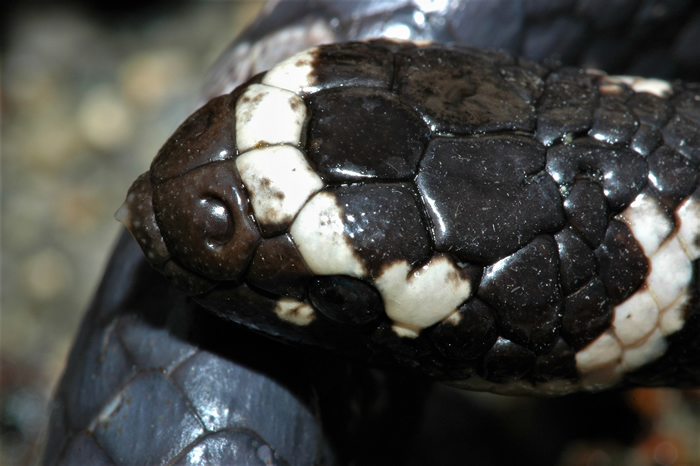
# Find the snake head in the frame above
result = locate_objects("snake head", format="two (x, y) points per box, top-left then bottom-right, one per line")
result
(112, 39), (700, 394)
(116, 92), (261, 294)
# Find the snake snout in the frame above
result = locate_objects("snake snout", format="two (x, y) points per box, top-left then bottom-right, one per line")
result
(117, 92), (263, 292)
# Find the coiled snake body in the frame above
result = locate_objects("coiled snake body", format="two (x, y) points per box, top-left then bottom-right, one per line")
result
(45, 1), (700, 464)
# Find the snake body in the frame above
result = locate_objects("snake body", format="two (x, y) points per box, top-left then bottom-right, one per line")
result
(45, 0), (700, 464)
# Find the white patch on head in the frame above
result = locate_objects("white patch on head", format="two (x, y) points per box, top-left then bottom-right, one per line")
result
(573, 191), (699, 384)
(617, 192), (673, 256)
(660, 292), (689, 336)
(575, 330), (622, 373)
(604, 75), (672, 97)
(236, 146), (323, 229)
(274, 298), (315, 326)
(596, 74), (630, 97)
(620, 328), (667, 371)
(612, 289), (659, 346)
(599, 75), (636, 87)
(648, 237), (693, 309)
(574, 318), (626, 391)
(392, 324), (420, 338)
(677, 194), (700, 260)
(629, 78), (672, 97)
(442, 309), (462, 325)
(290, 191), (367, 278)
(597, 82), (629, 97)
(261, 48), (318, 94)
(235, 84), (306, 152)
(374, 254), (472, 330)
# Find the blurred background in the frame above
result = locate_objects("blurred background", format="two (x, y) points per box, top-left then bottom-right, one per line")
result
(2, 1), (700, 465)
(2, 1), (262, 463)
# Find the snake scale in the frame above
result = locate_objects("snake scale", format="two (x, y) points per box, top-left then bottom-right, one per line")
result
(45, 0), (700, 464)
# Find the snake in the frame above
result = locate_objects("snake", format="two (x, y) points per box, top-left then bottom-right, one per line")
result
(44, 0), (700, 464)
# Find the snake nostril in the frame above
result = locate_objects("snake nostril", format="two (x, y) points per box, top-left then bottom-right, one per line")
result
(200, 197), (234, 247)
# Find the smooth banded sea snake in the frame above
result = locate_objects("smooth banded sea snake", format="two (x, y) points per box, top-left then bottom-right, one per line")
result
(45, 1), (700, 464)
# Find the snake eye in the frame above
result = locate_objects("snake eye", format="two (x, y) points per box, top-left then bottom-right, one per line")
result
(200, 197), (233, 247)
(308, 275), (383, 325)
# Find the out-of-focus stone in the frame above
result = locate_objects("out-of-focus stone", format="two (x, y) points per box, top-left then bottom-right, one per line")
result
(120, 50), (193, 109)
(20, 248), (73, 302)
(77, 85), (134, 150)
(54, 186), (104, 233)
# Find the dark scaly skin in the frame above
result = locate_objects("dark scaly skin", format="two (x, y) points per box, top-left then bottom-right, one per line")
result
(121, 40), (700, 390)
(45, 1), (700, 464)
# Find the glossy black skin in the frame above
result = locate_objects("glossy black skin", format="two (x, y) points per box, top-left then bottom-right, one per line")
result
(121, 40), (700, 387)
(46, 0), (700, 464)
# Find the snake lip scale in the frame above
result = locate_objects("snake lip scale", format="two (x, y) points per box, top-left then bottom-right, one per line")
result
(116, 39), (700, 396)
